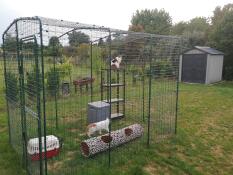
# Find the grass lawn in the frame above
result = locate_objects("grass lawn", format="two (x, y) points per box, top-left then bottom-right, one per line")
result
(0, 79), (233, 174)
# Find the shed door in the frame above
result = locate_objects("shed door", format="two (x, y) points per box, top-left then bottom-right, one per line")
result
(182, 54), (207, 83)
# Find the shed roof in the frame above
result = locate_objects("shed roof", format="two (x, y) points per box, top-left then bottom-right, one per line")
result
(194, 46), (224, 55)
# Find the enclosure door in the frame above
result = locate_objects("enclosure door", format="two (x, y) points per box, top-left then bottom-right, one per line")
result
(182, 54), (207, 83)
(19, 36), (44, 175)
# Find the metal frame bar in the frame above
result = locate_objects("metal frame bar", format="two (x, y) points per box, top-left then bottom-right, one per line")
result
(2, 16), (183, 175)
(2, 33), (12, 144)
(38, 17), (48, 175)
(33, 36), (44, 175)
(147, 36), (153, 147)
(52, 40), (59, 129)
(108, 31), (112, 167)
(90, 42), (93, 101)
(15, 20), (28, 169)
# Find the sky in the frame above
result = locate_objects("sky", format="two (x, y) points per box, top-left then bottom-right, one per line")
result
(0, 0), (232, 42)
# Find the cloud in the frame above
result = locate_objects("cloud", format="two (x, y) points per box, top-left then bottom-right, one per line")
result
(0, 0), (232, 44)
(0, 1), (21, 43)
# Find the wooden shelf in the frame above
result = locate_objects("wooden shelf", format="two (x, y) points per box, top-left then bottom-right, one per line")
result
(111, 113), (124, 119)
(103, 98), (124, 104)
(102, 83), (124, 87)
(101, 68), (125, 71)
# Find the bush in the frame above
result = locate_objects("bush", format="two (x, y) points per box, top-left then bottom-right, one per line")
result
(92, 46), (105, 74)
(146, 59), (173, 78)
(26, 67), (42, 100)
(56, 59), (72, 79)
(46, 68), (60, 96)
(5, 72), (19, 102)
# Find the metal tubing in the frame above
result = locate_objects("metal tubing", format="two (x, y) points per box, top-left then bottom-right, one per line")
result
(15, 21), (28, 169)
(147, 36), (153, 147)
(90, 42), (93, 101)
(108, 32), (112, 167)
(2, 34), (12, 144)
(38, 17), (48, 175)
(34, 37), (43, 175)
(52, 42), (58, 129)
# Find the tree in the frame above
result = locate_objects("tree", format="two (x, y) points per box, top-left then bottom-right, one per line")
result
(211, 4), (233, 26)
(128, 24), (144, 32)
(46, 68), (60, 97)
(209, 4), (233, 80)
(4, 34), (17, 52)
(171, 21), (188, 35)
(98, 38), (104, 46)
(6, 72), (19, 102)
(47, 36), (62, 57)
(186, 17), (210, 33)
(76, 43), (89, 64)
(130, 9), (172, 35)
(49, 36), (60, 47)
(68, 31), (90, 47)
(26, 67), (42, 100)
(171, 17), (210, 47)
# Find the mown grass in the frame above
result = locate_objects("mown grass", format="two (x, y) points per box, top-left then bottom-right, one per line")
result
(0, 63), (233, 175)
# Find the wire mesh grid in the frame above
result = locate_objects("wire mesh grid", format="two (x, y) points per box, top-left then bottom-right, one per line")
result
(2, 16), (187, 175)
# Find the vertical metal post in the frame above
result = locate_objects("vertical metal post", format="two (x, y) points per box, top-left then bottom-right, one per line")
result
(101, 69), (103, 101)
(175, 41), (181, 135)
(142, 71), (145, 122)
(2, 34), (12, 144)
(15, 20), (28, 169)
(123, 69), (126, 117)
(34, 37), (43, 175)
(38, 17), (47, 175)
(90, 42), (93, 101)
(147, 36), (153, 147)
(108, 31), (112, 167)
(116, 70), (119, 114)
(52, 42), (58, 129)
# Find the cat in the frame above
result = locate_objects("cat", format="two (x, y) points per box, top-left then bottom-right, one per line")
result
(86, 118), (110, 137)
(111, 56), (122, 69)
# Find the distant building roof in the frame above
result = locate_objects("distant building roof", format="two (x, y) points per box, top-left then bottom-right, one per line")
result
(195, 46), (224, 55)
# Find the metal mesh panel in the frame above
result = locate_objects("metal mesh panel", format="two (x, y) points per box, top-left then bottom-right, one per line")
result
(3, 23), (24, 159)
(3, 16), (187, 175)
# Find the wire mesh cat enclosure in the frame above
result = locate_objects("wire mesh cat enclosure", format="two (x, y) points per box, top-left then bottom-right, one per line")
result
(2, 16), (185, 175)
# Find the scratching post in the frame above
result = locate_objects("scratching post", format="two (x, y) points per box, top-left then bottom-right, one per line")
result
(81, 124), (143, 157)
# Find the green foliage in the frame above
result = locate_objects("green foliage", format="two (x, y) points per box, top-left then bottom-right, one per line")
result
(62, 46), (79, 58)
(92, 46), (105, 74)
(128, 24), (144, 32)
(172, 17), (210, 47)
(209, 5), (233, 80)
(187, 17), (210, 33)
(46, 68), (60, 96)
(55, 58), (72, 79)
(211, 4), (233, 26)
(26, 67), (42, 99)
(171, 21), (188, 35)
(49, 36), (60, 47)
(68, 31), (90, 47)
(98, 38), (104, 46)
(130, 9), (172, 34)
(5, 72), (18, 102)
(3, 34), (17, 52)
(46, 58), (72, 96)
(46, 36), (62, 57)
(77, 43), (89, 64)
(146, 60), (173, 78)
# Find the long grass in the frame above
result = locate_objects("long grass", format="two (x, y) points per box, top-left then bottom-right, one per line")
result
(0, 60), (233, 174)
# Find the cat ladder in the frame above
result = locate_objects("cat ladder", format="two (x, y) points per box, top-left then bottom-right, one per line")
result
(101, 68), (125, 119)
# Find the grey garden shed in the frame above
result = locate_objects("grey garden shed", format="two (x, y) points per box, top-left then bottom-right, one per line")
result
(179, 46), (224, 84)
